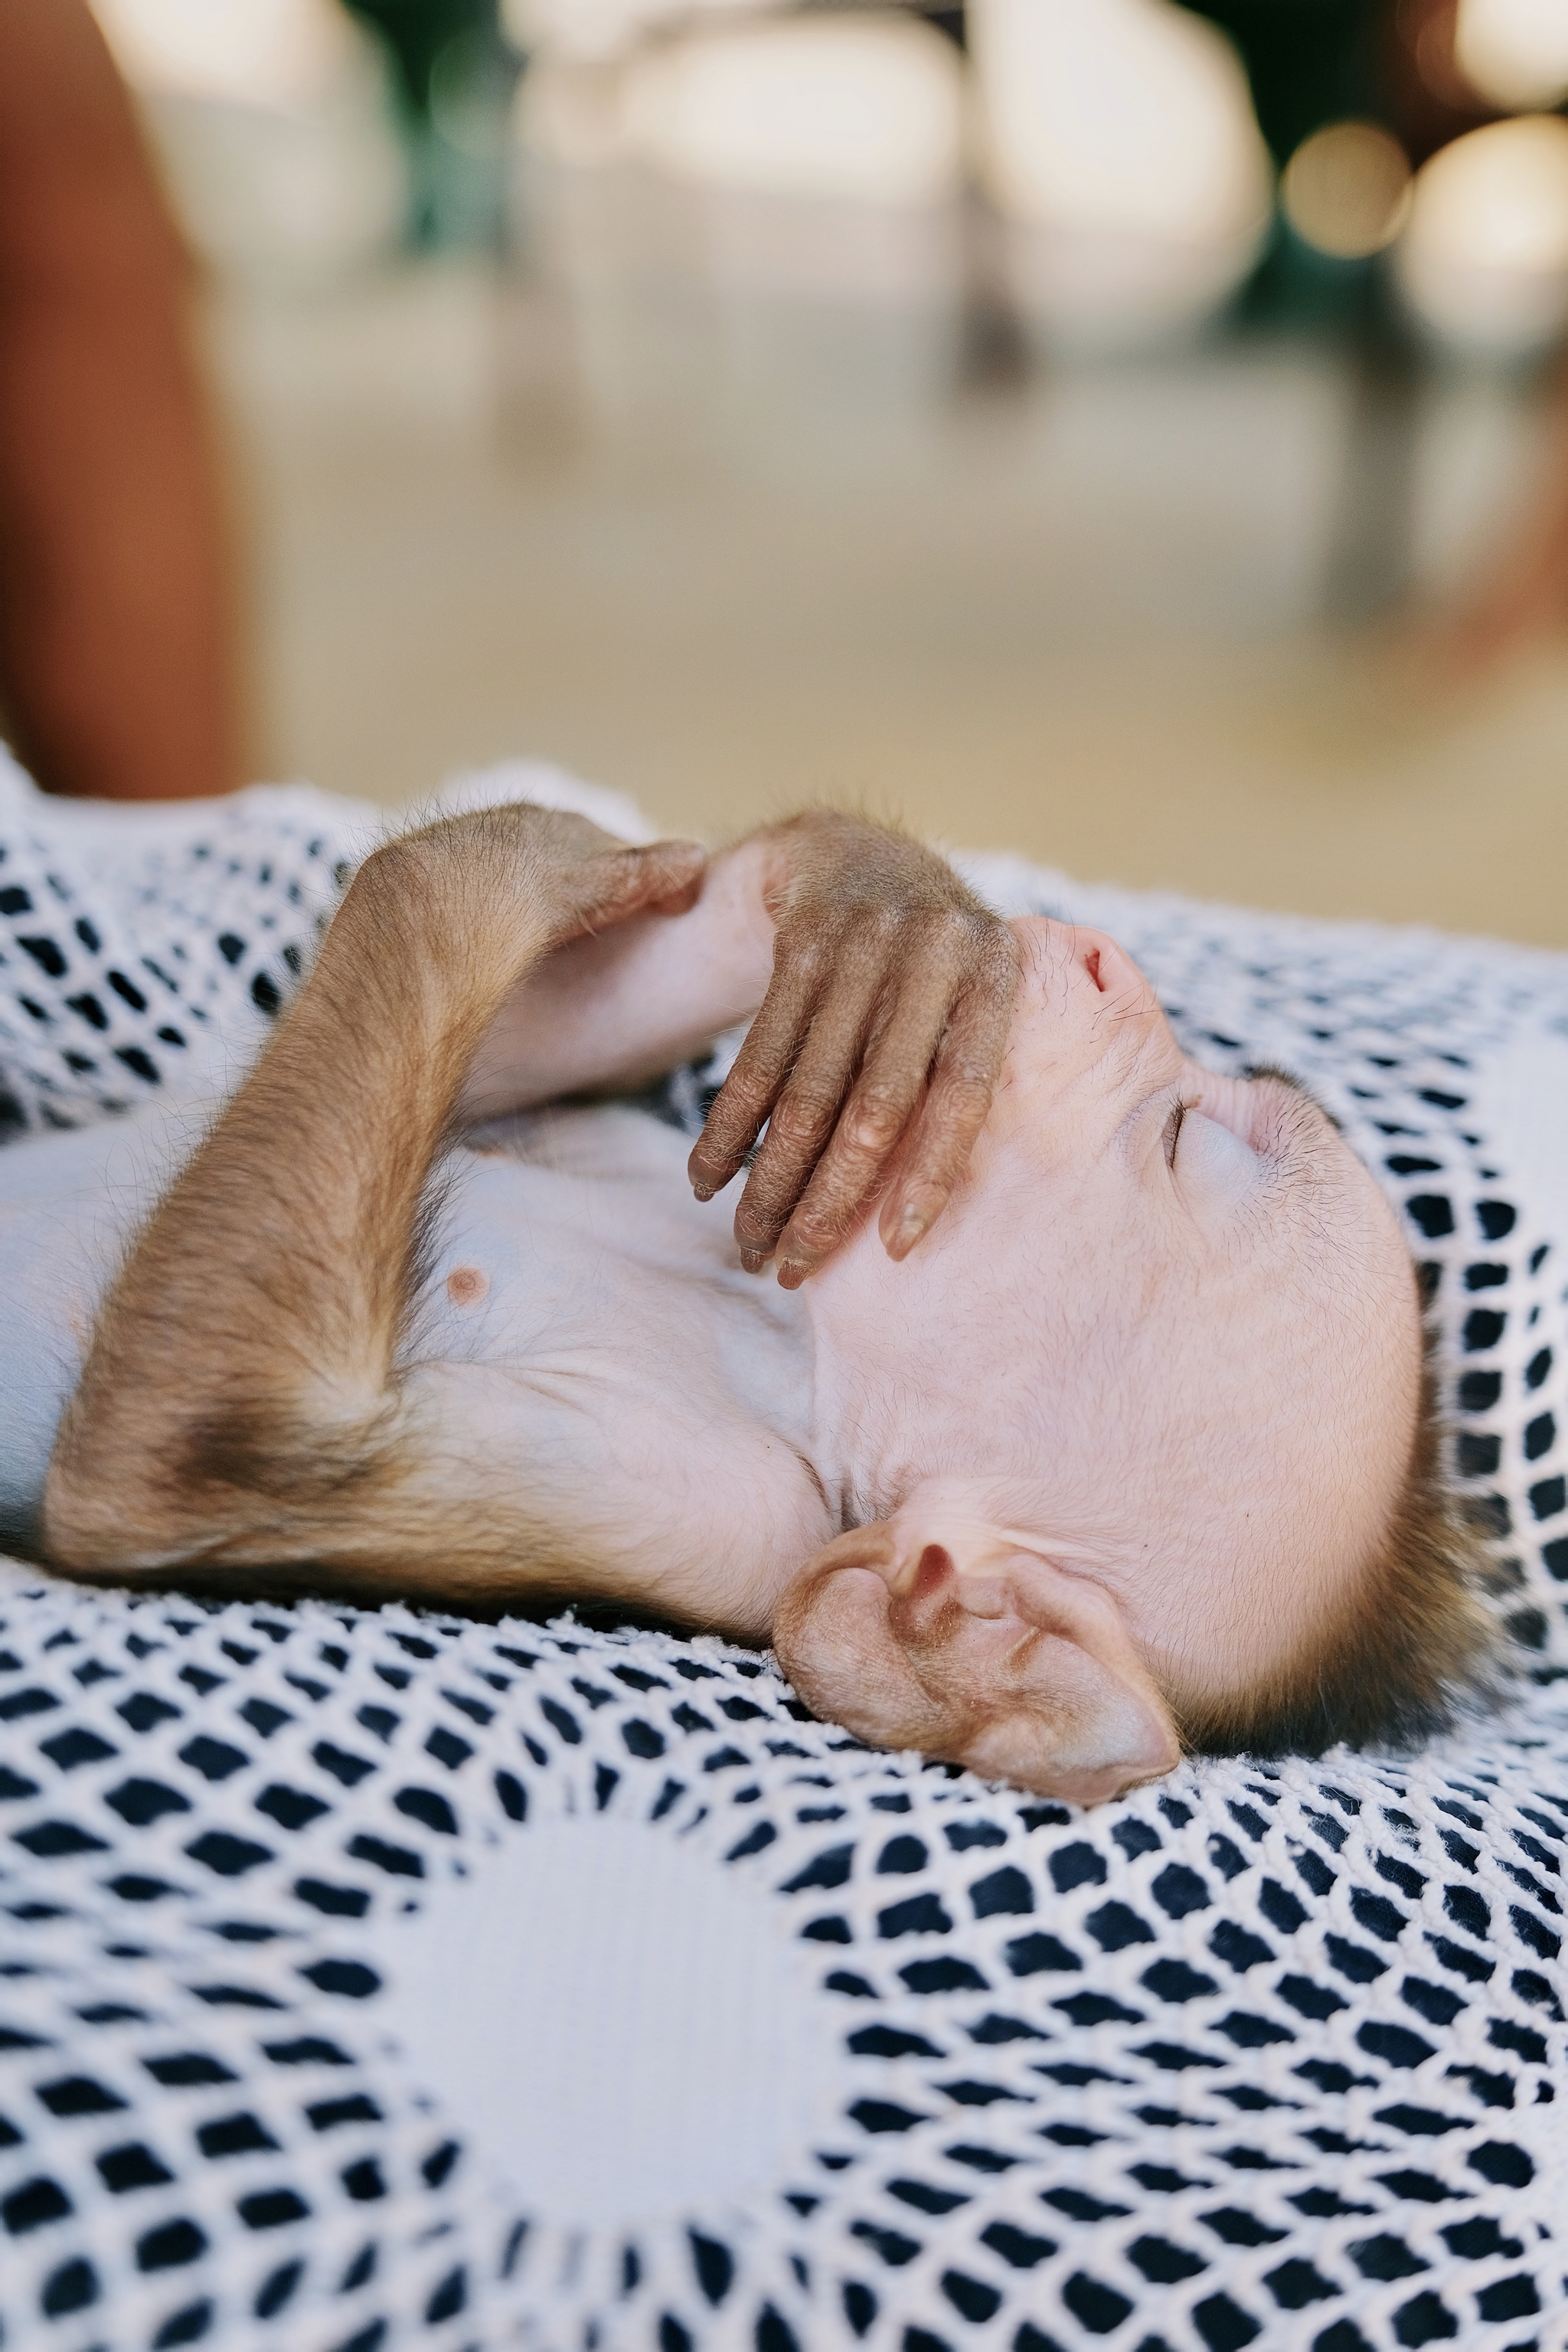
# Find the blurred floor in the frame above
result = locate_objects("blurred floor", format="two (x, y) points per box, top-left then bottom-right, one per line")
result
(213, 253), (1568, 947)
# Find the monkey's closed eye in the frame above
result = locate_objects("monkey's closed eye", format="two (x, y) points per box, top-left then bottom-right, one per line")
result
(1162, 1101), (1186, 1168)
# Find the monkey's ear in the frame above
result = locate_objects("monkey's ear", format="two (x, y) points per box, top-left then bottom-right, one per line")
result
(773, 1506), (1179, 1808)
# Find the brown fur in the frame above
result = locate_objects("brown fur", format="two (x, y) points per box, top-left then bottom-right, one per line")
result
(1176, 1334), (1500, 1759)
(42, 809), (704, 1586)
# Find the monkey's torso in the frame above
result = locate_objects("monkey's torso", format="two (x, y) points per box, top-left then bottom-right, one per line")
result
(0, 1097), (835, 1612)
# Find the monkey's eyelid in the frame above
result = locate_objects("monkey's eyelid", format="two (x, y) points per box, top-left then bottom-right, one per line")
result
(1162, 1100), (1186, 1168)
(1240, 1062), (1344, 1138)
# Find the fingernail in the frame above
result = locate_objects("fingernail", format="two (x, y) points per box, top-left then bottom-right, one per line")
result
(740, 1248), (767, 1274)
(897, 1206), (929, 1250)
(691, 1181), (714, 1202)
(777, 1259), (807, 1290)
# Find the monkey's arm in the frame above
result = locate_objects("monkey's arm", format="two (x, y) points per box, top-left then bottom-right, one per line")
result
(42, 807), (706, 1578)
(465, 811), (1021, 1287)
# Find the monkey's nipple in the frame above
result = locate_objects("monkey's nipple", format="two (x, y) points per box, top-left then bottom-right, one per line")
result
(446, 1265), (490, 1309)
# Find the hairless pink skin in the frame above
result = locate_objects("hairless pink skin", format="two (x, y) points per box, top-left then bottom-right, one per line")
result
(774, 921), (1423, 1798)
(463, 871), (1421, 1801)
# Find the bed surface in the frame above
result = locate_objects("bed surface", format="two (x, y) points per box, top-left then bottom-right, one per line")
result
(2, 772), (1567, 2351)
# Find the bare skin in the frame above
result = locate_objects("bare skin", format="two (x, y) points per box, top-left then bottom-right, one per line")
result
(41, 804), (1422, 1804)
(780, 924), (1424, 1796)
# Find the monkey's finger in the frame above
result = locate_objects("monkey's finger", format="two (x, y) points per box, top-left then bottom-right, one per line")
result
(636, 839), (709, 917)
(560, 839), (707, 938)
(876, 954), (1018, 1262)
(766, 966), (960, 1285)
(727, 963), (889, 1267)
(687, 944), (829, 1198)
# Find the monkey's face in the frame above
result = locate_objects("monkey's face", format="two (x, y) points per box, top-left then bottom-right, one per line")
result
(800, 916), (1423, 1744)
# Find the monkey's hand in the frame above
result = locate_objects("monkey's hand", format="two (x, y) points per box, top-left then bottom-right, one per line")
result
(688, 813), (1021, 1288)
(397, 802), (707, 968)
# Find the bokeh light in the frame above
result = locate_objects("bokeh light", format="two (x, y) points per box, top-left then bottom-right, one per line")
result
(970, 0), (1271, 346)
(1455, 0), (1568, 113)
(1397, 114), (1568, 358)
(616, 16), (964, 208)
(88, 0), (407, 282)
(90, 0), (354, 111)
(1281, 122), (1413, 262)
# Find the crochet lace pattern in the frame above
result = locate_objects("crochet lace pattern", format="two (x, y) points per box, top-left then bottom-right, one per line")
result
(1, 763), (1565, 2351)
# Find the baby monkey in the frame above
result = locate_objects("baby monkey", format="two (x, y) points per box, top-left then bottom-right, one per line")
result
(40, 804), (1487, 1803)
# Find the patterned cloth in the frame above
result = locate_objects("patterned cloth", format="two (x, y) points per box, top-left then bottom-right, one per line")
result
(0, 753), (363, 1140)
(1, 760), (1566, 2352)
(0, 748), (655, 1141)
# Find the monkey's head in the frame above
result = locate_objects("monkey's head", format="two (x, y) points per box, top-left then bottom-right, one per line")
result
(779, 916), (1491, 1801)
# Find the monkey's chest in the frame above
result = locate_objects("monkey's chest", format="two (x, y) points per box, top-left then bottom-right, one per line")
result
(413, 1105), (818, 1462)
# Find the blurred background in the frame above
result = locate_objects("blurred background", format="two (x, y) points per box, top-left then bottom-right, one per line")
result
(64, 0), (1568, 939)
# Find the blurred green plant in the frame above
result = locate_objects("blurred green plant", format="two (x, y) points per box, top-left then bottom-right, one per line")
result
(1172, 0), (1386, 329)
(1177, 0), (1371, 165)
(340, 0), (523, 247)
